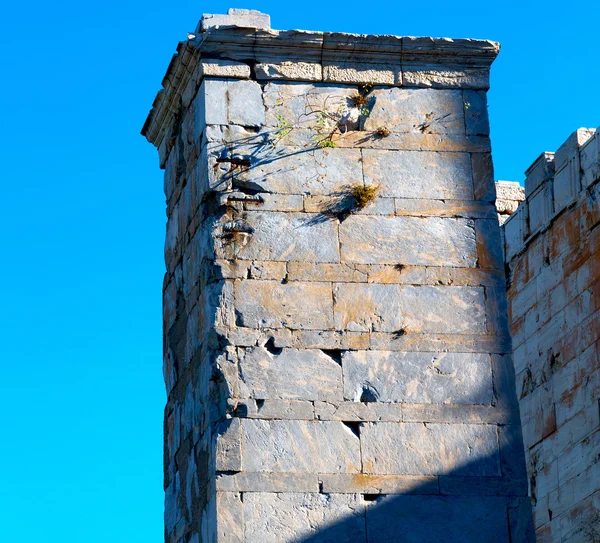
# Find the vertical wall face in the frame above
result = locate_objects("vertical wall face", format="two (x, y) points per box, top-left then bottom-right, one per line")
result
(144, 10), (533, 543)
(503, 128), (600, 542)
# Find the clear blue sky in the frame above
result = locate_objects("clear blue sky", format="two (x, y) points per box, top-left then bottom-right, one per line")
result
(0, 1), (598, 541)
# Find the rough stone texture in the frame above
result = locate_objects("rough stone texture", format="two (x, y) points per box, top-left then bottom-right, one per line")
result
(243, 493), (366, 543)
(361, 422), (500, 475)
(143, 12), (530, 542)
(241, 419), (361, 473)
(342, 351), (493, 404)
(238, 347), (343, 401)
(502, 127), (600, 542)
(363, 149), (473, 199)
(339, 216), (477, 266)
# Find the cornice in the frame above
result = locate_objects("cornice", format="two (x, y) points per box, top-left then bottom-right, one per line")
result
(142, 12), (500, 159)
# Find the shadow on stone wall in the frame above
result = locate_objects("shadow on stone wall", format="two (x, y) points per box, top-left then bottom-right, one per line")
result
(293, 451), (535, 543)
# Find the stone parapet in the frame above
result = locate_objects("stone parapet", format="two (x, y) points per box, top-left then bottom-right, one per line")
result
(503, 128), (598, 262)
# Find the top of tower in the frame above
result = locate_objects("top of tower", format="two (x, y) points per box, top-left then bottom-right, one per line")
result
(142, 8), (500, 156)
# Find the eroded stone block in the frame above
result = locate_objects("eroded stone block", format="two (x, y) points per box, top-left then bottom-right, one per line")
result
(361, 422), (500, 476)
(342, 351), (493, 404)
(241, 419), (361, 473)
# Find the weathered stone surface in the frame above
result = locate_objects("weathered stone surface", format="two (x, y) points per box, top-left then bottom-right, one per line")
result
(339, 216), (477, 266)
(342, 351), (493, 404)
(394, 199), (495, 218)
(216, 492), (244, 543)
(287, 262), (368, 283)
(200, 8), (271, 31)
(241, 419), (361, 473)
(198, 59), (251, 79)
(361, 422), (500, 475)
(147, 17), (528, 543)
(216, 472), (319, 492)
(322, 62), (399, 85)
(235, 147), (363, 195)
(234, 212), (340, 263)
(402, 286), (487, 334)
(333, 283), (402, 332)
(238, 346), (343, 401)
(464, 90), (490, 136)
(197, 79), (265, 127)
(234, 281), (334, 330)
(237, 399), (315, 420)
(363, 88), (465, 133)
(255, 62), (322, 81)
(243, 493), (366, 543)
(401, 66), (491, 90)
(320, 473), (439, 494)
(472, 152), (496, 202)
(314, 400), (404, 422)
(263, 82), (354, 128)
(367, 496), (510, 542)
(215, 418), (241, 472)
(362, 149), (473, 199)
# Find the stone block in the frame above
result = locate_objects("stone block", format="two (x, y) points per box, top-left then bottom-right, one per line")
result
(394, 199), (495, 218)
(553, 160), (580, 213)
(216, 472), (319, 493)
(503, 204), (528, 261)
(233, 212), (340, 263)
(580, 128), (600, 188)
(287, 262), (368, 283)
(402, 285), (487, 334)
(243, 493), (366, 543)
(553, 128), (595, 172)
(238, 346), (343, 401)
(464, 90), (490, 136)
(362, 149), (473, 199)
(241, 419), (361, 473)
(314, 400), (404, 422)
(198, 59), (251, 79)
(319, 473), (439, 494)
(322, 62), (400, 85)
(263, 82), (353, 129)
(361, 422), (500, 476)
(362, 88), (466, 134)
(473, 153), (496, 202)
(197, 79), (265, 128)
(215, 418), (241, 472)
(366, 496), (509, 542)
(342, 350), (493, 404)
(528, 182), (554, 233)
(524, 152), (554, 198)
(216, 492), (244, 543)
(333, 283), (402, 332)
(339, 216), (477, 267)
(255, 62), (322, 81)
(476, 218), (505, 270)
(199, 9), (271, 31)
(234, 280), (334, 330)
(237, 399), (315, 420)
(234, 146), (364, 196)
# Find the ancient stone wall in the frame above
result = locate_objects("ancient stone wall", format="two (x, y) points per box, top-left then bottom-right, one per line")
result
(502, 128), (600, 542)
(144, 9), (532, 542)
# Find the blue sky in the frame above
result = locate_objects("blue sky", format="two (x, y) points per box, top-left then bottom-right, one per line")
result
(0, 1), (598, 541)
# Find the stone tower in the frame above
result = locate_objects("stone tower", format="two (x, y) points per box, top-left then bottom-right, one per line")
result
(143, 9), (533, 542)
(502, 128), (600, 542)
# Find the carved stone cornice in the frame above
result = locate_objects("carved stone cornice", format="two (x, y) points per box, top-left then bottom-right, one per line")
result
(142, 11), (500, 160)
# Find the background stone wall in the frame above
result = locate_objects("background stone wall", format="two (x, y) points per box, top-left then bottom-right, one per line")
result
(145, 9), (532, 543)
(502, 128), (600, 542)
